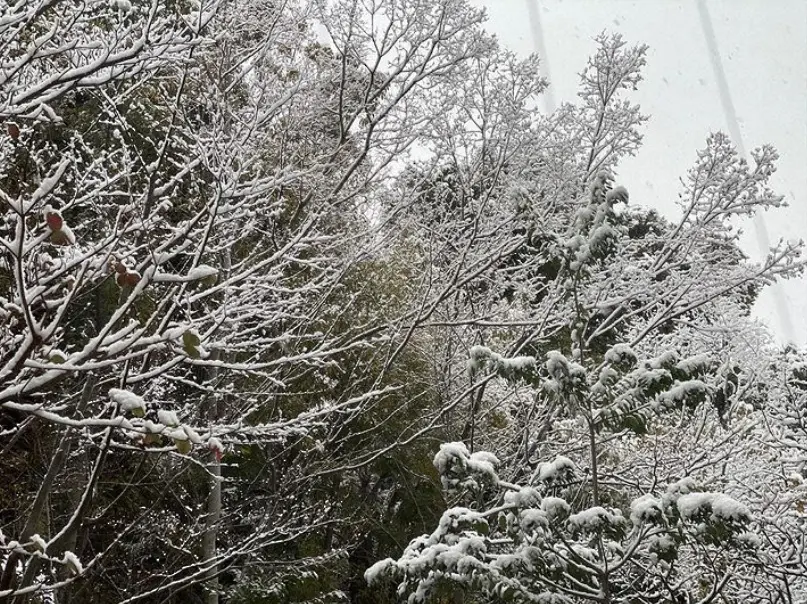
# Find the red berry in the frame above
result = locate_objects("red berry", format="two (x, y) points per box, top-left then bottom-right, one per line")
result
(46, 211), (63, 231)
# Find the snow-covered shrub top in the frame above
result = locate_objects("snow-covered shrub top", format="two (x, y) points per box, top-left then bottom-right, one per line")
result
(567, 506), (627, 536)
(531, 455), (576, 486)
(604, 343), (638, 371)
(655, 379), (711, 411)
(371, 440), (760, 603)
(502, 486), (543, 509)
(469, 345), (537, 382)
(676, 492), (751, 524)
(469, 336), (726, 437)
(630, 494), (663, 525)
(109, 388), (146, 414)
(541, 496), (571, 521)
(433, 442), (500, 492)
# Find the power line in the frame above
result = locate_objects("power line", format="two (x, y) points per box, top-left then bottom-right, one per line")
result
(523, 0), (796, 344)
(525, 0), (556, 114)
(696, 0), (795, 344)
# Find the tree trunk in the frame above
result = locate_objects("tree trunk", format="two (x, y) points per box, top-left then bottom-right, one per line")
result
(203, 450), (222, 604)
(203, 249), (229, 604)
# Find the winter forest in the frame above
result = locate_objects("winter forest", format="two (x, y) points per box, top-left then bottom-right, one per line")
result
(1, 0), (807, 602)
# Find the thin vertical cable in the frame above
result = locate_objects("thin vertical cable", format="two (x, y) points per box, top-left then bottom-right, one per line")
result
(526, 0), (556, 114)
(696, 0), (795, 343)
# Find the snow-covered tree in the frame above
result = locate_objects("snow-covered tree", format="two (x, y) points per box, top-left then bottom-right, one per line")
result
(366, 29), (805, 604)
(367, 160), (786, 600)
(1, 1), (804, 602)
(0, 0), (556, 601)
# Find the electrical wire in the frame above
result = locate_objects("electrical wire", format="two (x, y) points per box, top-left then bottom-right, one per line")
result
(696, 0), (796, 344)
(525, 0), (556, 114)
(524, 0), (796, 344)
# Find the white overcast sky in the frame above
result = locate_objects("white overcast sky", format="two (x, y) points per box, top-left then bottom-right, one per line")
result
(473, 0), (807, 346)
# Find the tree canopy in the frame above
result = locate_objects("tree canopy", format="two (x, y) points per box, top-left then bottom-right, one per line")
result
(0, 1), (804, 603)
